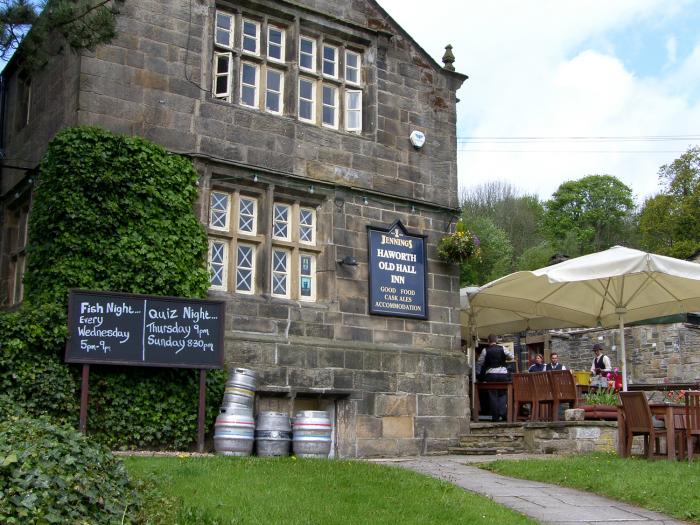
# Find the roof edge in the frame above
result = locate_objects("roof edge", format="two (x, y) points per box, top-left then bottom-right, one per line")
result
(369, 0), (468, 82)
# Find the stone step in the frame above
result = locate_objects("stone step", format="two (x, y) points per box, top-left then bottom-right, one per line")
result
(459, 435), (524, 447)
(470, 422), (525, 432)
(448, 446), (524, 455)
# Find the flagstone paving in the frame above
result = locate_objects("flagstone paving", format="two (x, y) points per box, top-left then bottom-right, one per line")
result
(374, 455), (689, 525)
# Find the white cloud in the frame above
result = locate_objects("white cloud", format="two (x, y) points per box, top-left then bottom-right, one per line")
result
(666, 35), (678, 66)
(377, 0), (700, 203)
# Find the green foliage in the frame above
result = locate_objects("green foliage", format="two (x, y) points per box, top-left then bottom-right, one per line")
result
(542, 175), (636, 256)
(583, 389), (619, 407)
(2, 0), (122, 72)
(0, 415), (140, 524)
(2, 126), (223, 450)
(89, 368), (225, 450)
(459, 215), (514, 286)
(514, 242), (555, 271)
(639, 147), (700, 258)
(461, 181), (544, 260)
(0, 303), (77, 423)
(24, 126), (210, 305)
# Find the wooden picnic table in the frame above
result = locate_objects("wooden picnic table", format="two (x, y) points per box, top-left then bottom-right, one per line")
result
(474, 381), (513, 423)
(617, 403), (686, 460)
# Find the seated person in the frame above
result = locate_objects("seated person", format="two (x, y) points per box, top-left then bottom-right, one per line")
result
(546, 352), (567, 371)
(528, 353), (546, 372)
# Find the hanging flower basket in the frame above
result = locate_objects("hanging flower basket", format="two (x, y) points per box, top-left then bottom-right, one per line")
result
(437, 225), (480, 264)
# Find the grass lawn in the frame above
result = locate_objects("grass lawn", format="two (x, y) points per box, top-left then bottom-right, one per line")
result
(482, 453), (700, 523)
(124, 455), (536, 525)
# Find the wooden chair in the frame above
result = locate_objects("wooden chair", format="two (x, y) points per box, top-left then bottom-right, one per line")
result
(530, 371), (554, 421)
(549, 370), (580, 422)
(686, 391), (700, 461)
(619, 391), (684, 460)
(512, 373), (535, 421)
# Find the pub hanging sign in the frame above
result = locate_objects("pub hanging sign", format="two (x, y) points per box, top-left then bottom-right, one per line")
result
(367, 220), (428, 319)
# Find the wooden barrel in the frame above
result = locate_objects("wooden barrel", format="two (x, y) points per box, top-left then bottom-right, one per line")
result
(213, 408), (255, 456)
(292, 410), (332, 458)
(255, 411), (291, 457)
(222, 368), (258, 410)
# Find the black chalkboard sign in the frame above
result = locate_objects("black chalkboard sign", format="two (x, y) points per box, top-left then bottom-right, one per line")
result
(66, 290), (224, 369)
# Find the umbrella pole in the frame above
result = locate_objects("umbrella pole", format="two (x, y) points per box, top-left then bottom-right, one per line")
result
(619, 315), (628, 392)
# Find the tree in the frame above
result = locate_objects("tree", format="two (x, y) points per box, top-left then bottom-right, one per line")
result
(460, 181), (544, 259)
(542, 175), (636, 255)
(1, 0), (120, 72)
(639, 147), (700, 258)
(459, 216), (514, 286)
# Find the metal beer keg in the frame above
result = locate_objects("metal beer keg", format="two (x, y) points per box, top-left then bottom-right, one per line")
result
(255, 411), (292, 457)
(222, 368), (258, 410)
(292, 410), (332, 458)
(213, 407), (255, 456)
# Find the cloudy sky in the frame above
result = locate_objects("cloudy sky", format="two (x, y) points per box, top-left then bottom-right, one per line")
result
(377, 0), (700, 203)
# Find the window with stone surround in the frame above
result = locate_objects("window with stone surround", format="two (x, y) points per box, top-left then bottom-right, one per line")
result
(207, 190), (262, 293)
(211, 9), (364, 133)
(207, 187), (320, 302)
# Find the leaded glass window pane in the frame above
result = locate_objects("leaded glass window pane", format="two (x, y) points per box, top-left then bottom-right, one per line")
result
(299, 207), (314, 244)
(272, 249), (288, 296)
(238, 197), (256, 234)
(209, 191), (229, 230)
(235, 244), (254, 293)
(273, 203), (290, 239)
(209, 241), (227, 288)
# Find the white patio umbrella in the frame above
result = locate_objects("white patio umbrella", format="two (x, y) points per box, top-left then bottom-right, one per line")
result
(460, 286), (586, 409)
(469, 246), (700, 390)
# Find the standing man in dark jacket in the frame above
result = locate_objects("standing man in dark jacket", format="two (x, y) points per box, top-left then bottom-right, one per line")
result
(476, 333), (514, 422)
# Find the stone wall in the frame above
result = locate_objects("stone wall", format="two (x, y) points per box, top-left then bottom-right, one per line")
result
(551, 323), (700, 384)
(524, 422), (618, 455)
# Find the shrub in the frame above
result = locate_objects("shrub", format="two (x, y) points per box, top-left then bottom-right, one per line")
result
(0, 415), (139, 524)
(0, 303), (77, 424)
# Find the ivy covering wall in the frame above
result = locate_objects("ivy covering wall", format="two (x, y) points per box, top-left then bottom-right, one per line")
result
(1, 126), (225, 449)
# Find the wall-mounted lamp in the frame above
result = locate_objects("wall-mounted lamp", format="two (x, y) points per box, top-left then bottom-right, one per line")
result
(337, 255), (358, 267)
(362, 196), (369, 205)
(410, 204), (416, 213)
(309, 185), (315, 194)
(253, 174), (259, 182)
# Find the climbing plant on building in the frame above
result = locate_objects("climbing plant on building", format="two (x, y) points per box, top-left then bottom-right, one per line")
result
(3, 126), (224, 449)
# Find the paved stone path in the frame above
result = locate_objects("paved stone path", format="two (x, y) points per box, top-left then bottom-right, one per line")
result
(375, 455), (689, 525)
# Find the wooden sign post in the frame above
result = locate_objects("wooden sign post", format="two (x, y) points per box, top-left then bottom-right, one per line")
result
(66, 290), (225, 453)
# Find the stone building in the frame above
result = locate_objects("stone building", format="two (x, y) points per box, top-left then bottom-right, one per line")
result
(551, 317), (700, 385)
(0, 1), (469, 456)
